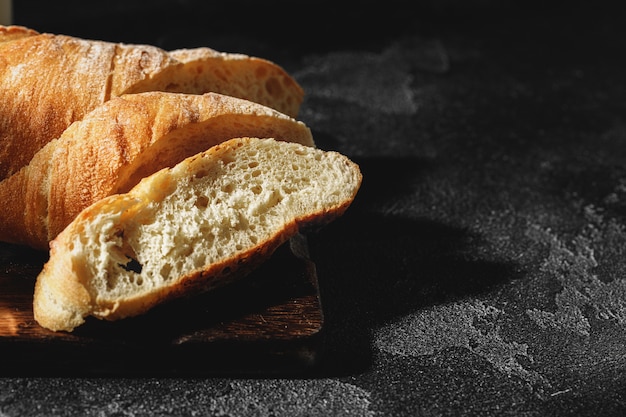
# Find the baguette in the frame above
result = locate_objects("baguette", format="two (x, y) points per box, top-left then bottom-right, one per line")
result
(0, 25), (304, 178)
(33, 137), (362, 332)
(0, 91), (314, 250)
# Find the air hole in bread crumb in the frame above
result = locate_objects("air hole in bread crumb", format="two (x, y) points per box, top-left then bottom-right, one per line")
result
(251, 170), (261, 178)
(222, 155), (236, 165)
(194, 169), (209, 179)
(203, 233), (215, 246)
(220, 228), (232, 242)
(250, 184), (262, 194)
(195, 195), (209, 208)
(221, 183), (234, 193)
(119, 257), (143, 274)
(160, 263), (172, 279)
(180, 244), (194, 257)
(248, 161), (259, 168)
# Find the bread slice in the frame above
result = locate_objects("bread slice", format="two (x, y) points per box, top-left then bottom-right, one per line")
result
(0, 91), (314, 250)
(33, 137), (362, 332)
(143, 47), (303, 118)
(0, 25), (303, 178)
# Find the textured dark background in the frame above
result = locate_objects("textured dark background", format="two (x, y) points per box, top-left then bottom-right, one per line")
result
(3, 0), (626, 415)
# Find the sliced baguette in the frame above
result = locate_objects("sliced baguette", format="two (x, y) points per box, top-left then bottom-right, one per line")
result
(33, 137), (362, 332)
(0, 91), (313, 250)
(0, 25), (303, 178)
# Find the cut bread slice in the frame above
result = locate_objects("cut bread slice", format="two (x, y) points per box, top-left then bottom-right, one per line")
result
(33, 138), (362, 332)
(146, 46), (303, 119)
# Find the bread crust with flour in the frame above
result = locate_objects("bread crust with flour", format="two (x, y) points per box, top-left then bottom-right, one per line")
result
(33, 137), (362, 332)
(0, 25), (304, 178)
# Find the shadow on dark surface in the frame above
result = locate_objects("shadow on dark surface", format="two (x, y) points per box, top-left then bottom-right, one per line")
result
(0, 157), (521, 379)
(309, 155), (521, 376)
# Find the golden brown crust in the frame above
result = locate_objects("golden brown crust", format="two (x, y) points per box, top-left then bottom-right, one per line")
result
(0, 26), (304, 179)
(0, 31), (114, 178)
(33, 237), (92, 332)
(0, 91), (313, 250)
(0, 25), (39, 43)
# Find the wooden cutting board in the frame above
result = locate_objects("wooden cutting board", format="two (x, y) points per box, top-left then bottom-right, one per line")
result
(0, 233), (324, 376)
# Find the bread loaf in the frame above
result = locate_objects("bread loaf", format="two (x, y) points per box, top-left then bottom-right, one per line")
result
(0, 25), (304, 178)
(0, 91), (314, 250)
(33, 137), (362, 332)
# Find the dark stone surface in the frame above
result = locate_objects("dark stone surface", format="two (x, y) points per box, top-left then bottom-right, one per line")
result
(3, 1), (626, 415)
